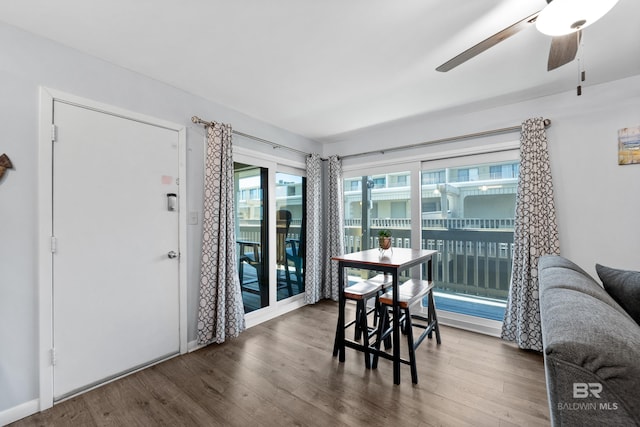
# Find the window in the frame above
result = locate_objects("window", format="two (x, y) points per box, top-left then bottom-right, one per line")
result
(421, 159), (519, 321)
(392, 174), (407, 187)
(342, 151), (519, 328)
(390, 202), (407, 218)
(343, 171), (411, 280)
(490, 163), (519, 179)
(456, 168), (469, 182)
(422, 201), (439, 213)
(422, 170), (445, 185)
(372, 177), (386, 188)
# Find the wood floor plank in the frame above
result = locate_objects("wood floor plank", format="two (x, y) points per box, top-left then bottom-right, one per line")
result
(132, 366), (221, 426)
(154, 351), (267, 426)
(10, 300), (550, 426)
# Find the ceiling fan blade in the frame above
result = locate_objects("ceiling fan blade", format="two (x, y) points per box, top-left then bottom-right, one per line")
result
(547, 31), (581, 71)
(436, 11), (541, 72)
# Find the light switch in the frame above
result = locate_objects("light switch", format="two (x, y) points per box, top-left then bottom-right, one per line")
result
(188, 211), (199, 225)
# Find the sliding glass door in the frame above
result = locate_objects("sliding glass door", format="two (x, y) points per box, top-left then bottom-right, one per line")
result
(421, 159), (519, 321)
(275, 172), (306, 300)
(342, 152), (518, 326)
(234, 154), (307, 318)
(343, 170), (412, 283)
(235, 162), (269, 313)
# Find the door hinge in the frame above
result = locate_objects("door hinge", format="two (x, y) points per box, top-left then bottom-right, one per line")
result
(50, 348), (57, 366)
(50, 236), (57, 253)
(51, 124), (57, 142)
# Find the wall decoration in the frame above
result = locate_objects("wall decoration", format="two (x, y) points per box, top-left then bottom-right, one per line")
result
(0, 153), (13, 180)
(618, 126), (640, 165)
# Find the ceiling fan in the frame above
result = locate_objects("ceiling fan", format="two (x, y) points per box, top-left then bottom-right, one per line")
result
(436, 0), (619, 73)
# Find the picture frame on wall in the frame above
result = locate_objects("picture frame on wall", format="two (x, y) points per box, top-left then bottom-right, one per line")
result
(618, 125), (640, 165)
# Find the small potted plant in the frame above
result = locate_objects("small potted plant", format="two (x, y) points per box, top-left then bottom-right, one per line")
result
(378, 229), (392, 250)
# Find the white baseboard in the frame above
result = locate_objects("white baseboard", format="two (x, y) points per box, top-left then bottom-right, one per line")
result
(413, 304), (503, 337)
(438, 310), (503, 337)
(245, 296), (306, 328)
(0, 398), (39, 426)
(188, 339), (203, 352)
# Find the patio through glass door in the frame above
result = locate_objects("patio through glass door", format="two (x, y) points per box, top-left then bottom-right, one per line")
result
(235, 162), (268, 313)
(234, 161), (307, 314)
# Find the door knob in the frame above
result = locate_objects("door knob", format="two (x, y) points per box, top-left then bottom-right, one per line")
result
(167, 251), (178, 259)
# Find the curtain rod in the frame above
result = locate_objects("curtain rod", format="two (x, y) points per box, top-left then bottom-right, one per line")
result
(193, 116), (551, 161)
(191, 116), (311, 157)
(338, 118), (551, 161)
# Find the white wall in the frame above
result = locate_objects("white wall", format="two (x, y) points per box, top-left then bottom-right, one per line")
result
(0, 21), (318, 417)
(323, 74), (640, 277)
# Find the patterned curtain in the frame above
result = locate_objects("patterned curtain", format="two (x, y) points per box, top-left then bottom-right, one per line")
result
(304, 153), (324, 303)
(197, 123), (246, 345)
(323, 155), (345, 301)
(304, 154), (345, 303)
(501, 117), (560, 351)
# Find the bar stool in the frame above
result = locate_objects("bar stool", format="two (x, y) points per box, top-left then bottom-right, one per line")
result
(333, 274), (391, 368)
(373, 279), (441, 384)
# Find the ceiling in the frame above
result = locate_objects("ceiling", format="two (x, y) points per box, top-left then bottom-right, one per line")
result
(1, 0), (639, 142)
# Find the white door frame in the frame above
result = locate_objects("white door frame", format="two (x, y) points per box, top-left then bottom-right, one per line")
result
(37, 87), (188, 410)
(232, 147), (307, 327)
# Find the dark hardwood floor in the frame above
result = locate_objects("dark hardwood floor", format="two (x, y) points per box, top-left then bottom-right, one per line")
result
(13, 301), (550, 426)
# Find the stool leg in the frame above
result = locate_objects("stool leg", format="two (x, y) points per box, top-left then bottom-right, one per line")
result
(361, 302), (372, 369)
(404, 307), (418, 384)
(383, 307), (392, 350)
(354, 300), (364, 340)
(401, 313), (408, 335)
(373, 291), (381, 327)
(372, 305), (389, 370)
(428, 291), (441, 344)
(332, 316), (340, 357)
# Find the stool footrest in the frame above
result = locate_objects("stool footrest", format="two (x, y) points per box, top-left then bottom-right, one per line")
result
(410, 314), (438, 349)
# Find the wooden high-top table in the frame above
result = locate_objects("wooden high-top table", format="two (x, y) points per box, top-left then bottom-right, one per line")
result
(332, 248), (437, 385)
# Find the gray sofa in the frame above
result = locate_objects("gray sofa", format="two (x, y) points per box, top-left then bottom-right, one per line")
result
(538, 255), (640, 426)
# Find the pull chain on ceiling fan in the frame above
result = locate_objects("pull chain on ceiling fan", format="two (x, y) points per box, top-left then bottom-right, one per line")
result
(576, 30), (586, 96)
(436, 0), (619, 79)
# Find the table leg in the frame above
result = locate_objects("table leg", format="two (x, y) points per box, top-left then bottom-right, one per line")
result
(338, 261), (346, 362)
(392, 270), (400, 385)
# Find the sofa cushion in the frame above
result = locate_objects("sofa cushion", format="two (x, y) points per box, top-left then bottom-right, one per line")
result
(539, 255), (631, 320)
(596, 264), (640, 325)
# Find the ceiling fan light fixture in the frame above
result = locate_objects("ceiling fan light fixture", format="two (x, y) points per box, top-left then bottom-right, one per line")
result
(536, 0), (619, 36)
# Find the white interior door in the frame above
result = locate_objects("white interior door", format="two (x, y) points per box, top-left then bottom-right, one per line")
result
(52, 101), (180, 400)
